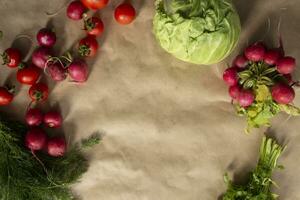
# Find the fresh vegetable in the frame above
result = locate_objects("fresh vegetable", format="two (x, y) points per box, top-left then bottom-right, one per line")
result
(25, 108), (44, 126)
(25, 128), (47, 151)
(67, 0), (87, 20)
(0, 87), (14, 106)
(271, 83), (295, 104)
(47, 137), (66, 157)
(84, 17), (104, 36)
(224, 42), (299, 132)
(37, 28), (56, 47)
(223, 137), (285, 200)
(44, 111), (63, 128)
(68, 59), (88, 82)
(0, 114), (100, 199)
(32, 47), (52, 69)
(223, 67), (238, 86)
(78, 35), (99, 57)
(17, 64), (41, 85)
(276, 56), (296, 74)
(81, 0), (109, 10)
(29, 82), (49, 102)
(114, 3), (136, 25)
(153, 0), (241, 65)
(46, 61), (67, 81)
(1, 48), (21, 68)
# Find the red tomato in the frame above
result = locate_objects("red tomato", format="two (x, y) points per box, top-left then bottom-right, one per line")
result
(84, 17), (104, 37)
(114, 3), (136, 25)
(0, 87), (14, 106)
(81, 0), (109, 10)
(78, 36), (99, 57)
(29, 83), (49, 102)
(1, 48), (21, 68)
(17, 64), (41, 85)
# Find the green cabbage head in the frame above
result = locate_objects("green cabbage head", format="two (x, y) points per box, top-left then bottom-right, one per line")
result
(153, 0), (241, 65)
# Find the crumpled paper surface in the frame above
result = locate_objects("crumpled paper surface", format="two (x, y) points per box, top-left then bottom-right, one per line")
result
(0, 0), (300, 199)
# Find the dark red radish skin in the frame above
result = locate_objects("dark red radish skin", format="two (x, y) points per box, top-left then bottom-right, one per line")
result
(32, 47), (52, 69)
(244, 43), (266, 62)
(68, 59), (88, 82)
(26, 108), (43, 126)
(1, 48), (21, 68)
(37, 28), (56, 47)
(25, 128), (47, 151)
(276, 56), (296, 74)
(223, 67), (239, 86)
(271, 83), (295, 104)
(29, 83), (49, 102)
(67, 1), (87, 21)
(47, 62), (67, 81)
(47, 137), (66, 157)
(44, 111), (63, 128)
(264, 49), (281, 66)
(229, 85), (241, 100)
(238, 89), (255, 107)
(233, 55), (248, 68)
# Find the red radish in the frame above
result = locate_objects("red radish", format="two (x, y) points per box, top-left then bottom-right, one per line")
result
(0, 86), (14, 106)
(84, 17), (104, 37)
(17, 64), (41, 85)
(264, 49), (281, 66)
(238, 89), (254, 107)
(223, 67), (238, 86)
(283, 74), (293, 84)
(271, 83), (295, 104)
(29, 83), (49, 102)
(32, 47), (52, 69)
(68, 59), (88, 82)
(244, 42), (266, 62)
(36, 28), (56, 47)
(25, 128), (47, 151)
(67, 1), (87, 20)
(47, 137), (66, 157)
(25, 108), (43, 126)
(1, 48), (21, 68)
(229, 85), (241, 100)
(78, 36), (99, 57)
(44, 111), (63, 128)
(276, 56), (296, 74)
(232, 55), (248, 68)
(46, 62), (67, 81)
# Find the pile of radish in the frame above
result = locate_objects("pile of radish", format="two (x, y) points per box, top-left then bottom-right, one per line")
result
(25, 108), (66, 157)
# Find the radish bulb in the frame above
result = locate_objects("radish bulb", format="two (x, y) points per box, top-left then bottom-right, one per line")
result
(25, 108), (43, 126)
(32, 47), (52, 69)
(244, 42), (266, 62)
(238, 89), (255, 107)
(37, 28), (56, 47)
(229, 85), (241, 100)
(25, 128), (47, 151)
(47, 137), (66, 157)
(67, 1), (87, 20)
(276, 56), (296, 74)
(223, 67), (238, 86)
(68, 59), (88, 83)
(233, 55), (248, 68)
(271, 83), (295, 104)
(47, 62), (67, 81)
(44, 111), (63, 128)
(264, 49), (281, 65)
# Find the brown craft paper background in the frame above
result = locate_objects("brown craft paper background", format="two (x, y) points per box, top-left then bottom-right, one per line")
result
(1, 0), (300, 199)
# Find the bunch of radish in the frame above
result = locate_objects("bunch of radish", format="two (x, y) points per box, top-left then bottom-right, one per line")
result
(223, 41), (297, 107)
(25, 108), (66, 157)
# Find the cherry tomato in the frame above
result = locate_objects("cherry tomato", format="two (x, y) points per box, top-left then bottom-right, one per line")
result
(29, 83), (49, 102)
(17, 64), (41, 85)
(81, 0), (109, 10)
(114, 3), (136, 25)
(1, 48), (21, 68)
(78, 36), (99, 57)
(0, 87), (14, 106)
(84, 17), (104, 37)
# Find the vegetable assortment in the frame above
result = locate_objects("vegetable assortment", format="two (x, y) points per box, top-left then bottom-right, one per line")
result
(223, 41), (299, 132)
